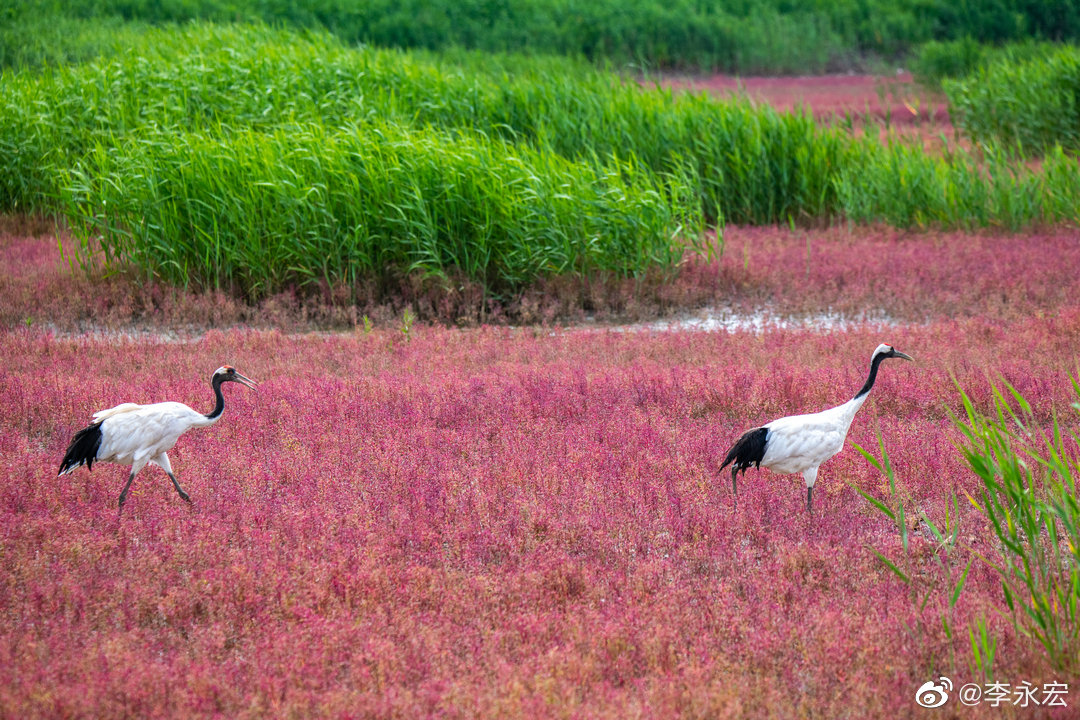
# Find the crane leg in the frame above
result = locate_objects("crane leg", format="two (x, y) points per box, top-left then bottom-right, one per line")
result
(118, 459), (153, 511)
(167, 472), (191, 503)
(155, 453), (191, 503)
(803, 467), (818, 517)
(731, 466), (738, 509)
(118, 471), (136, 509)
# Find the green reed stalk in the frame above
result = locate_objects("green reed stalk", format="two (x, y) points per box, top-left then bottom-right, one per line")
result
(954, 378), (1080, 675)
(854, 429), (972, 677)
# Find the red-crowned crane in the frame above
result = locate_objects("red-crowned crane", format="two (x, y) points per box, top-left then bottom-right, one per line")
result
(58, 366), (258, 508)
(720, 343), (913, 515)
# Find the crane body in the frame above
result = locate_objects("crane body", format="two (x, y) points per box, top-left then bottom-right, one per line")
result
(721, 344), (913, 514)
(58, 366), (257, 508)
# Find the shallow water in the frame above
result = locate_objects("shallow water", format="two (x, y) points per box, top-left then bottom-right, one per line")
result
(606, 306), (903, 333)
(34, 306), (905, 342)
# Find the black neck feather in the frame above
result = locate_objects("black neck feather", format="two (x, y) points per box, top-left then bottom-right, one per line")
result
(205, 375), (225, 420)
(854, 353), (887, 400)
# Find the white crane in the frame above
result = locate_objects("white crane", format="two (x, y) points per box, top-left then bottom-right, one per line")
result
(720, 343), (913, 515)
(58, 366), (258, 509)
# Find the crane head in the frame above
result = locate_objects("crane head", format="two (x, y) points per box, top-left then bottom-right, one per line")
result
(213, 365), (259, 390)
(874, 343), (913, 362)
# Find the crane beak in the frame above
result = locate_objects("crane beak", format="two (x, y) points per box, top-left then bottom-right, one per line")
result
(893, 350), (914, 362)
(233, 372), (259, 390)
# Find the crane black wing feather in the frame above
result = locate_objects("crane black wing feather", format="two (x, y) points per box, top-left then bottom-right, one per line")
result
(720, 426), (768, 473)
(58, 421), (103, 476)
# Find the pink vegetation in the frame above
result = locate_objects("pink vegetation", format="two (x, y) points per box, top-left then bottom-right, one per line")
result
(715, 225), (1080, 321)
(3, 222), (1080, 715)
(5, 225), (1080, 329)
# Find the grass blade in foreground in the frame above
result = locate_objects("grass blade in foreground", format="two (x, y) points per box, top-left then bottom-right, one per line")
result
(954, 378), (1080, 675)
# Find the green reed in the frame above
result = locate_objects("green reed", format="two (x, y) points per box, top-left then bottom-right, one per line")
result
(57, 121), (701, 298)
(945, 46), (1080, 154)
(0, 23), (845, 225)
(854, 430), (972, 677)
(954, 378), (1080, 675)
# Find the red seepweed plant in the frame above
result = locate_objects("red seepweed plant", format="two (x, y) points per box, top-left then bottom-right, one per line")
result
(5, 224), (1080, 331)
(1, 312), (1079, 717)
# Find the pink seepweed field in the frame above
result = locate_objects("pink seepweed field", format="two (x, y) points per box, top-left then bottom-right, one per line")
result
(2, 225), (1080, 717)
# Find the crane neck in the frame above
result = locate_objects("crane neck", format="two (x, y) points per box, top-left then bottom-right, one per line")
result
(204, 375), (226, 422)
(854, 352), (887, 401)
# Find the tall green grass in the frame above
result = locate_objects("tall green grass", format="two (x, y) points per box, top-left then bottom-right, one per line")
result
(955, 379), (1080, 675)
(57, 121), (701, 298)
(0, 23), (846, 225)
(835, 141), (1080, 230)
(945, 46), (1080, 154)
(7, 23), (1077, 233)
(910, 38), (1063, 88)
(9, 0), (1080, 74)
(0, 12), (150, 69)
